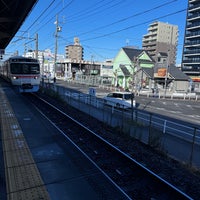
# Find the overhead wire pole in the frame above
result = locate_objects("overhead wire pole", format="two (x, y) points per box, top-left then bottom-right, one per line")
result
(54, 15), (59, 83)
(164, 50), (169, 97)
(35, 33), (38, 60)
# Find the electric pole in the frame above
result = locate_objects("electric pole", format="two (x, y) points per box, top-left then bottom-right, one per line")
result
(53, 15), (62, 82)
(35, 33), (38, 60)
(54, 15), (58, 80)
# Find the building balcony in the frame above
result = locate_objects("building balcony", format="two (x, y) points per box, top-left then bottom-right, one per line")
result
(183, 49), (200, 54)
(142, 42), (157, 48)
(182, 59), (200, 64)
(184, 40), (200, 46)
(142, 38), (157, 43)
(187, 22), (200, 30)
(188, 12), (200, 20)
(147, 25), (158, 31)
(143, 33), (157, 39)
(188, 3), (200, 11)
(186, 30), (200, 38)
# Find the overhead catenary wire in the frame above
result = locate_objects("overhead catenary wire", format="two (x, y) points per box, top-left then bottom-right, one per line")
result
(18, 0), (57, 38)
(32, 0), (74, 36)
(6, 0), (185, 60)
(7, 0), (74, 52)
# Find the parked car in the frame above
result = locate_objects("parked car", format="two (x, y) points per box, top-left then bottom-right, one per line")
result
(103, 92), (136, 109)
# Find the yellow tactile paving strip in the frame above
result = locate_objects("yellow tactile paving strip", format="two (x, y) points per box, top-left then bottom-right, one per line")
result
(0, 88), (50, 200)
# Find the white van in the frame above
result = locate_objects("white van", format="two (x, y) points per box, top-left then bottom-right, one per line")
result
(103, 92), (136, 109)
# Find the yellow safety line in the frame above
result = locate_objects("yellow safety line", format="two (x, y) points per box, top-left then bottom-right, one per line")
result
(0, 88), (50, 200)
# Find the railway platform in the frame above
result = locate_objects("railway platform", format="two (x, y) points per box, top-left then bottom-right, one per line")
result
(0, 80), (129, 200)
(0, 86), (50, 200)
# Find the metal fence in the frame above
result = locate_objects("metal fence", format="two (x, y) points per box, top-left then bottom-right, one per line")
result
(61, 76), (200, 101)
(41, 82), (200, 169)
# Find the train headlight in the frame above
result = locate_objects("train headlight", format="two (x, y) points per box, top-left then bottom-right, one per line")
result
(13, 76), (18, 79)
(34, 76), (38, 79)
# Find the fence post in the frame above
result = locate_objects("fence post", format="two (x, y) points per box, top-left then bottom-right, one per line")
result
(148, 113), (152, 145)
(163, 120), (167, 133)
(121, 105), (124, 134)
(189, 127), (197, 167)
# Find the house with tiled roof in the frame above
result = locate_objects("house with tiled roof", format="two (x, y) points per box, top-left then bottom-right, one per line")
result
(154, 65), (190, 92)
(154, 55), (190, 92)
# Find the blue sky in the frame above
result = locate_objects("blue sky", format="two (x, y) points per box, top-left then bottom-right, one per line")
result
(6, 0), (188, 64)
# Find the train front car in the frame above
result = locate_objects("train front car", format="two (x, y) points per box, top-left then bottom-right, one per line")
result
(9, 56), (40, 92)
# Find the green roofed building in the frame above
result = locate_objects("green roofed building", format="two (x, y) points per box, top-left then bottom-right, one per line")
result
(112, 47), (155, 91)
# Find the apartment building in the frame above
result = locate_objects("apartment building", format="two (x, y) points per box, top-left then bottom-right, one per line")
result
(65, 37), (84, 62)
(182, 0), (200, 81)
(142, 21), (178, 66)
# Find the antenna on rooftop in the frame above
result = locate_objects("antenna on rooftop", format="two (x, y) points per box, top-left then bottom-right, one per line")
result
(126, 39), (130, 46)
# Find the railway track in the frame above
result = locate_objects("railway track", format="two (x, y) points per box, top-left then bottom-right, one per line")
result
(25, 93), (193, 200)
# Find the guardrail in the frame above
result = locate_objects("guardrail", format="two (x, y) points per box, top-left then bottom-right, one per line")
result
(138, 91), (200, 101)
(58, 78), (200, 101)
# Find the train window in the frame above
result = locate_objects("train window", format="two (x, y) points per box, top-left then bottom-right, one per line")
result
(10, 63), (39, 74)
(10, 63), (40, 74)
(30, 64), (40, 74)
(10, 63), (21, 74)
(23, 64), (29, 74)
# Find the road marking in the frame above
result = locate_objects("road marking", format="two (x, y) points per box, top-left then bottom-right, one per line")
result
(169, 110), (182, 114)
(188, 115), (200, 118)
(155, 107), (165, 110)
(174, 103), (179, 107)
(186, 104), (195, 110)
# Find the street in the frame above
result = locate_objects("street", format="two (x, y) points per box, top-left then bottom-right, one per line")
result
(136, 96), (200, 126)
(55, 79), (200, 127)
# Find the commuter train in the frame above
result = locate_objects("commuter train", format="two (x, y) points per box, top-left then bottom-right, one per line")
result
(0, 56), (40, 92)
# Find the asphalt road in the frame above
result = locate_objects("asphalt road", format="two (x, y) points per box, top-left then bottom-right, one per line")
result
(136, 96), (200, 126)
(55, 79), (200, 127)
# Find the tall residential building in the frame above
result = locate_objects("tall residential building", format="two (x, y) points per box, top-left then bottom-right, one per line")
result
(182, 0), (200, 81)
(142, 21), (178, 66)
(65, 37), (84, 62)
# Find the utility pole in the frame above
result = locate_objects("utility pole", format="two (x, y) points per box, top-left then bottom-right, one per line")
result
(54, 15), (59, 81)
(53, 15), (62, 82)
(164, 51), (169, 97)
(35, 33), (38, 60)
(131, 56), (138, 120)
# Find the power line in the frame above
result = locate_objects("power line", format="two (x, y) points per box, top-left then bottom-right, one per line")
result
(25, 0), (57, 32)
(32, 0), (74, 35)
(66, 0), (124, 23)
(74, 0), (178, 37)
(6, 0), (186, 59)
(81, 8), (187, 42)
(19, 0), (57, 38)
(32, 0), (121, 35)
(7, 0), (74, 52)
(65, 0), (107, 21)
(29, 1), (62, 33)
